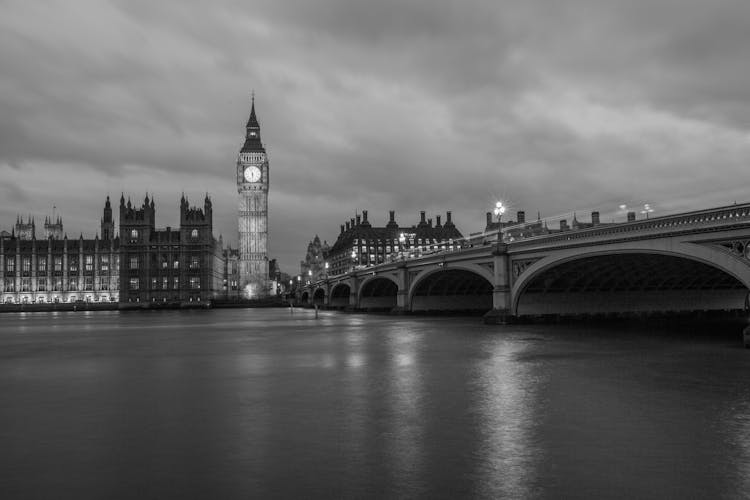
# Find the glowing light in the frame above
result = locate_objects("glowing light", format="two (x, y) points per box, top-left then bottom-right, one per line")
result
(244, 283), (255, 299)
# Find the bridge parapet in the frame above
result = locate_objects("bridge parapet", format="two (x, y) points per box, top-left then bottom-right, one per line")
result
(508, 203), (750, 250)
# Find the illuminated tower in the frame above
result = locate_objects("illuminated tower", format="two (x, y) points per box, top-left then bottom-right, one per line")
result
(236, 95), (269, 296)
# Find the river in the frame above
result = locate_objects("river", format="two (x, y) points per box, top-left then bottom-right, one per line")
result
(0, 309), (748, 498)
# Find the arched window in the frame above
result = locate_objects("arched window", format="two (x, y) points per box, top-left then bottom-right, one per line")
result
(191, 229), (198, 239)
(130, 229), (138, 239)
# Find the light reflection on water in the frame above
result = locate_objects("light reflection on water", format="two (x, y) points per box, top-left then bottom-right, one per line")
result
(1, 309), (749, 498)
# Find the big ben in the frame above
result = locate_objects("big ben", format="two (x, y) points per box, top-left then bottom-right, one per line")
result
(237, 95), (269, 297)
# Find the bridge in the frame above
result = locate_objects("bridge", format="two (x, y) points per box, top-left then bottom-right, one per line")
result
(299, 203), (750, 323)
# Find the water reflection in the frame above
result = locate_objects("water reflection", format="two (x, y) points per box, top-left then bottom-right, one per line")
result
(472, 339), (540, 498)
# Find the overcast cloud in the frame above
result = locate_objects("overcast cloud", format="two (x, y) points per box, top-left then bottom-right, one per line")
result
(2, 0), (750, 272)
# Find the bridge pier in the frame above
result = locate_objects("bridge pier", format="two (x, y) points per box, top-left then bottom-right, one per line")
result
(484, 244), (515, 324)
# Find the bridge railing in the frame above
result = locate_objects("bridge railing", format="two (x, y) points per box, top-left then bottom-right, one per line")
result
(508, 202), (750, 248)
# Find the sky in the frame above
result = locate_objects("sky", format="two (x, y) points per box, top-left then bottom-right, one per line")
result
(2, 0), (750, 273)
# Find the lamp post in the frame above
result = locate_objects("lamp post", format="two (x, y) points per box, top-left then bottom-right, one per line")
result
(494, 201), (506, 224)
(307, 269), (312, 285)
(640, 203), (654, 219)
(324, 262), (329, 278)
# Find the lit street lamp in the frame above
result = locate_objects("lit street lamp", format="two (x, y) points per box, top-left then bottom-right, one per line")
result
(494, 201), (506, 223)
(641, 203), (654, 219)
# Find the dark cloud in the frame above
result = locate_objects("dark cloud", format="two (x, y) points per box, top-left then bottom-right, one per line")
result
(2, 0), (750, 272)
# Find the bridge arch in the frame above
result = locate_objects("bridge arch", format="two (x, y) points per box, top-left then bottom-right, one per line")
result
(512, 244), (750, 316)
(330, 283), (351, 308)
(358, 275), (399, 311)
(409, 266), (494, 312)
(300, 291), (309, 304)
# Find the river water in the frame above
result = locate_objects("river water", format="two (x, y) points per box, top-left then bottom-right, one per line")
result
(0, 309), (749, 499)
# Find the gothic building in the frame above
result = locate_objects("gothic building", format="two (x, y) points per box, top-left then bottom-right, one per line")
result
(118, 194), (224, 306)
(1, 198), (120, 304)
(300, 235), (329, 282)
(236, 95), (270, 298)
(324, 210), (464, 276)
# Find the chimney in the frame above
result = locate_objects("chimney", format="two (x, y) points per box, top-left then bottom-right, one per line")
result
(428, 218), (433, 227)
(350, 218), (355, 227)
(420, 211), (426, 224)
(362, 210), (368, 223)
(591, 211), (600, 225)
(446, 211), (453, 225)
(389, 210), (395, 223)
(346, 221), (350, 231)
(560, 219), (569, 230)
(627, 211), (636, 222)
(436, 215), (442, 227)
(340, 224), (345, 234)
(486, 212), (492, 227)
(517, 211), (525, 224)
(356, 215), (361, 225)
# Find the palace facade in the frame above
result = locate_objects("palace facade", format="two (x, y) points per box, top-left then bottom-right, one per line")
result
(1, 198), (120, 304)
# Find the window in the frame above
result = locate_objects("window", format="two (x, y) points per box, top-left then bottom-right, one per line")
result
(38, 259), (46, 272)
(231, 280), (238, 291)
(5, 279), (15, 292)
(69, 258), (78, 272)
(161, 255), (168, 269)
(173, 277), (179, 290)
(130, 229), (139, 239)
(100, 255), (109, 272)
(38, 280), (46, 292)
(53, 278), (62, 291)
(231, 262), (237, 274)
(151, 278), (158, 290)
(68, 279), (78, 291)
(189, 277), (200, 289)
(129, 278), (140, 290)
(191, 229), (199, 239)
(22, 258), (31, 273)
(129, 257), (139, 270)
(162, 277), (168, 290)
(173, 259), (179, 269)
(85, 255), (93, 271)
(22, 278), (30, 292)
(190, 256), (200, 269)
(6, 259), (14, 272)
(84, 277), (93, 291)
(98, 277), (109, 291)
(54, 257), (62, 272)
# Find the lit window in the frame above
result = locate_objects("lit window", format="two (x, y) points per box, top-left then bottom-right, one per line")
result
(22, 258), (31, 272)
(173, 277), (179, 289)
(6, 260), (14, 272)
(130, 229), (139, 239)
(190, 277), (200, 289)
(38, 259), (47, 272)
(190, 256), (200, 269)
(69, 258), (78, 272)
(173, 260), (179, 269)
(129, 278), (139, 290)
(129, 257), (139, 270)
(100, 255), (109, 272)
(191, 229), (198, 239)
(85, 255), (93, 271)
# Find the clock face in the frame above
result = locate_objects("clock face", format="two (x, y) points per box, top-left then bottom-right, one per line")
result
(244, 166), (261, 182)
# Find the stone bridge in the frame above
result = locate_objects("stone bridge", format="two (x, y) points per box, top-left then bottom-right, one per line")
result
(300, 203), (750, 322)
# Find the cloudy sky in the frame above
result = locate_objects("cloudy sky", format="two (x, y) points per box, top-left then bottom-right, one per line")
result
(2, 0), (750, 273)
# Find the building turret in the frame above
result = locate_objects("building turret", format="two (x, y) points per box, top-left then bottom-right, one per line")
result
(101, 195), (114, 240)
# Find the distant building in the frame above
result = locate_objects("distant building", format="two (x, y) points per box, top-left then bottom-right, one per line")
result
(118, 194), (224, 306)
(1, 198), (120, 304)
(300, 235), (329, 282)
(324, 210), (463, 276)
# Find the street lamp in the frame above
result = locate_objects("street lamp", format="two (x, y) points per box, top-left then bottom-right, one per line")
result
(641, 203), (654, 219)
(494, 201), (506, 223)
(307, 269), (312, 285)
(324, 262), (329, 277)
(351, 249), (357, 271)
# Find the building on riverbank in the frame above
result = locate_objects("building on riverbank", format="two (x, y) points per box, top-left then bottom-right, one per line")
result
(118, 193), (225, 307)
(1, 198), (120, 304)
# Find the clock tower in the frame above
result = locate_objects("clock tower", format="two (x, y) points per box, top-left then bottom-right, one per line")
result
(236, 95), (269, 297)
